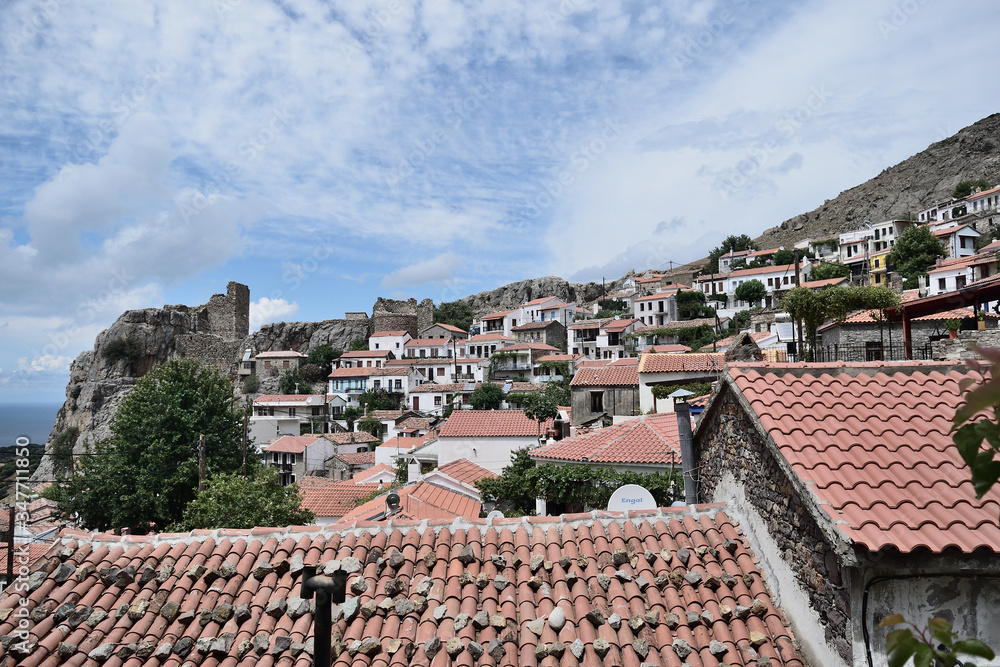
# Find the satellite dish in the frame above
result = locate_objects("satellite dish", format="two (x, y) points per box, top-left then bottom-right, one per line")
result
(486, 510), (504, 520)
(386, 492), (401, 514)
(607, 484), (657, 511)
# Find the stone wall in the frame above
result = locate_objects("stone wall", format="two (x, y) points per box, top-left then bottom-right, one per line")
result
(696, 386), (852, 662)
(371, 297), (434, 338)
(819, 320), (936, 358)
(932, 329), (1000, 360)
(570, 386), (640, 426)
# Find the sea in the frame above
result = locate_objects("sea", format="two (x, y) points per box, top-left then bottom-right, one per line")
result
(0, 403), (62, 446)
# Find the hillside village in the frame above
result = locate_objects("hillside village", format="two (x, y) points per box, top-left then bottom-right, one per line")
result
(4, 182), (1000, 667)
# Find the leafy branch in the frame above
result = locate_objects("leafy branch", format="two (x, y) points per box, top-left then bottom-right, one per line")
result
(952, 346), (1000, 497)
(879, 615), (994, 667)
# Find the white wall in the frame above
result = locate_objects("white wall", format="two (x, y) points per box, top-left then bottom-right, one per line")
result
(436, 436), (539, 474)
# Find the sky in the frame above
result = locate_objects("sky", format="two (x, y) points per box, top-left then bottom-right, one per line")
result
(2, 0), (1000, 402)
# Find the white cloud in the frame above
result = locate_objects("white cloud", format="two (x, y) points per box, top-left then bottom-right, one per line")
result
(250, 297), (300, 332)
(18, 355), (73, 373)
(381, 252), (464, 290)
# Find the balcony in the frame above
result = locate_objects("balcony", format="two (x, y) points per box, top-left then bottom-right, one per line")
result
(574, 334), (598, 342)
(453, 373), (477, 381)
(491, 363), (532, 372)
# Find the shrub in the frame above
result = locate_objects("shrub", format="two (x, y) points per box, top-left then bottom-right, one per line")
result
(101, 337), (143, 364)
(241, 374), (261, 394)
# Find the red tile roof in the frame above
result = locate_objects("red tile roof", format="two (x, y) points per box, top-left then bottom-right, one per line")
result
(535, 354), (577, 362)
(428, 322), (468, 334)
(397, 417), (432, 431)
(602, 318), (640, 332)
(370, 330), (409, 337)
(930, 223), (974, 238)
(333, 481), (481, 525)
(502, 342), (560, 352)
(634, 317), (718, 332)
(340, 350), (393, 358)
(320, 432), (380, 445)
(434, 458), (497, 486)
(378, 436), (420, 451)
(338, 450), (375, 465)
(404, 338), (451, 347)
(351, 462), (397, 483)
(726, 362), (1000, 553)
(439, 410), (552, 437)
(299, 481), (382, 517)
(369, 366), (412, 376)
(608, 357), (639, 367)
(912, 307), (997, 322)
(569, 365), (639, 387)
(511, 321), (559, 331)
(255, 350), (307, 358)
(647, 344), (692, 353)
(327, 366), (372, 378)
(639, 353), (725, 374)
(466, 332), (515, 343)
(263, 435), (322, 454)
(480, 309), (515, 320)
(522, 296), (560, 306)
(799, 276), (849, 289)
(533, 413), (683, 466)
(409, 382), (471, 394)
(1, 505), (804, 667)
(726, 263), (798, 279)
(568, 317), (614, 330)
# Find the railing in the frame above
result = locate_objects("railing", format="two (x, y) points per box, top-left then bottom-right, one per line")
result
(786, 343), (933, 363)
(453, 373), (477, 381)
(491, 363), (532, 372)
(574, 335), (598, 342)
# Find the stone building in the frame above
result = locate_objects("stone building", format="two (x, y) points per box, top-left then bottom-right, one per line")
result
(568, 362), (640, 426)
(694, 360), (1000, 667)
(371, 297), (434, 339)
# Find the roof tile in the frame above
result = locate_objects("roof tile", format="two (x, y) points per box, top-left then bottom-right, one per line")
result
(532, 413), (683, 466)
(438, 410), (552, 437)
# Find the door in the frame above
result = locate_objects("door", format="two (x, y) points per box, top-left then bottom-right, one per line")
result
(413, 396), (419, 410)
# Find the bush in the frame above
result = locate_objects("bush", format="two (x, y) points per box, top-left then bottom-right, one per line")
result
(307, 344), (341, 368)
(299, 363), (327, 384)
(241, 374), (261, 394)
(278, 368), (313, 395)
(101, 337), (143, 364)
(51, 427), (79, 476)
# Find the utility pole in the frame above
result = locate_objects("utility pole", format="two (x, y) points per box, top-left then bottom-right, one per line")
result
(242, 405), (249, 477)
(198, 434), (206, 492)
(6, 506), (13, 590)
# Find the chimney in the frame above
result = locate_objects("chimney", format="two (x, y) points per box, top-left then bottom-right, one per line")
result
(674, 399), (698, 505)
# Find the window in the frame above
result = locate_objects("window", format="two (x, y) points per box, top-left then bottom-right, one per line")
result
(961, 237), (969, 249)
(874, 259), (880, 268)
(956, 276), (967, 289)
(395, 379), (402, 390)
(434, 396), (442, 406)
(288, 408), (296, 417)
(373, 380), (381, 389)
(283, 360), (290, 369)
(375, 343), (379, 349)
(437, 367), (444, 376)
(767, 278), (774, 287)
(590, 391), (604, 413)
(874, 229), (880, 240)
(312, 406), (321, 416)
(264, 360), (271, 369)
(783, 276), (789, 284)
(420, 350), (426, 358)
(938, 278), (947, 290)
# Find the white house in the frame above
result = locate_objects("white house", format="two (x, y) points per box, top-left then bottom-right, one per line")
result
(930, 222), (979, 260)
(335, 350), (393, 369)
(250, 394), (335, 443)
(327, 367), (371, 405)
(967, 184), (1000, 215)
(636, 352), (725, 414)
(368, 330), (411, 355)
(464, 332), (513, 358)
(434, 410), (553, 474)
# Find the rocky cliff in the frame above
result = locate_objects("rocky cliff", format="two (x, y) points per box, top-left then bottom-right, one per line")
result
(461, 275), (617, 316)
(755, 113), (1000, 250)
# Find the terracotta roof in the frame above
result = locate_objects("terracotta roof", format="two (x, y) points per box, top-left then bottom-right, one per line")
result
(633, 290), (684, 303)
(927, 252), (996, 274)
(427, 323), (468, 334)
(466, 333), (514, 342)
(602, 318), (640, 333)
(979, 239), (1000, 253)
(434, 458), (497, 486)
(409, 382), (470, 394)
(798, 276), (848, 289)
(397, 417), (432, 431)
(967, 184), (1000, 200)
(371, 409), (406, 420)
(912, 307), (997, 322)
(711, 332), (772, 349)
(439, 410), (552, 437)
(369, 367), (412, 376)
(327, 367), (372, 378)
(351, 462), (397, 483)
(511, 321), (560, 331)
(333, 481), (482, 525)
(608, 357), (639, 367)
(299, 481), (382, 517)
(404, 339), (452, 348)
(263, 435), (322, 454)
(378, 436), (420, 451)
(522, 296), (560, 306)
(639, 353), (725, 374)
(480, 309), (515, 320)
(535, 354), (576, 363)
(532, 413), (683, 466)
(568, 317), (614, 330)
(0, 543), (51, 572)
(569, 365), (639, 387)
(538, 302), (572, 310)
(321, 432), (380, 445)
(370, 330), (409, 337)
(502, 342), (560, 352)
(726, 263), (797, 279)
(2, 505), (804, 667)
(726, 362), (1000, 553)
(647, 344), (691, 353)
(930, 223), (974, 238)
(340, 350), (392, 358)
(634, 317), (717, 332)
(255, 350), (307, 358)
(338, 451), (375, 466)
(508, 382), (544, 393)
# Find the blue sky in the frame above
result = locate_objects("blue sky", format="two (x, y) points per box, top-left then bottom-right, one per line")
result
(2, 0), (1000, 402)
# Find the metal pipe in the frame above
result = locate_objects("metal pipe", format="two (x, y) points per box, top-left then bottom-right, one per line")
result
(301, 566), (348, 667)
(675, 401), (698, 504)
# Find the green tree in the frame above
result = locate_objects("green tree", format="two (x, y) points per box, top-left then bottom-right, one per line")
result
(952, 179), (993, 199)
(359, 387), (397, 412)
(298, 363), (327, 384)
(349, 338), (368, 351)
(357, 416), (384, 440)
(50, 426), (79, 477)
(469, 382), (505, 410)
(173, 467), (314, 530)
(307, 343), (341, 368)
(45, 359), (246, 533)
(734, 279), (767, 306)
(886, 225), (946, 289)
(675, 291), (714, 320)
(809, 261), (851, 281)
(781, 285), (900, 357)
(434, 301), (475, 333)
(521, 386), (561, 440)
(240, 374), (261, 394)
(705, 234), (758, 273)
(278, 367), (314, 394)
(879, 615), (994, 667)
(772, 248), (794, 265)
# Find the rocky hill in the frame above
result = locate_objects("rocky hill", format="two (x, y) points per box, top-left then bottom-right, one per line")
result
(755, 113), (1000, 250)
(461, 275), (619, 316)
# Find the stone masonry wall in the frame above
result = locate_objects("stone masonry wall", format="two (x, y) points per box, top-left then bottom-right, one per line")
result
(697, 387), (852, 662)
(371, 297), (434, 338)
(932, 329), (1000, 360)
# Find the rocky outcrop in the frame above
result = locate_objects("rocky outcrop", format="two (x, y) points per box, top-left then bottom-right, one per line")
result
(461, 276), (616, 316)
(755, 113), (1000, 250)
(242, 318), (370, 357)
(36, 283), (252, 481)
